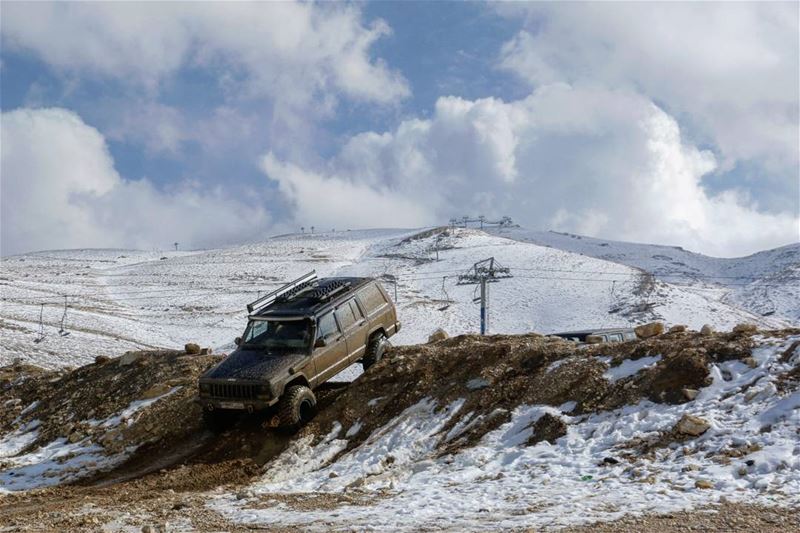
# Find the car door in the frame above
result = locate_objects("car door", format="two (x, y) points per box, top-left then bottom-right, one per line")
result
(345, 299), (369, 363)
(311, 310), (346, 387)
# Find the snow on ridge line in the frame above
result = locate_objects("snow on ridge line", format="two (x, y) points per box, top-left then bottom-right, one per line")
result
(213, 334), (800, 531)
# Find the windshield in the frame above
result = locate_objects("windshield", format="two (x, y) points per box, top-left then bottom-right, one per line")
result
(241, 319), (311, 350)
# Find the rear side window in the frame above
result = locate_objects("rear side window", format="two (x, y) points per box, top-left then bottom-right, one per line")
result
(349, 299), (364, 320)
(317, 312), (339, 340)
(335, 301), (358, 331)
(358, 283), (388, 313)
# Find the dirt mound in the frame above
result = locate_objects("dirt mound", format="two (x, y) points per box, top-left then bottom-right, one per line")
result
(300, 328), (795, 456)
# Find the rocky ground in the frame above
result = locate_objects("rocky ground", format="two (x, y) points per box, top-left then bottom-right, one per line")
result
(1, 326), (798, 531)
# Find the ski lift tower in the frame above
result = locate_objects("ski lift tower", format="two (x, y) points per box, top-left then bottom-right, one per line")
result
(457, 257), (512, 335)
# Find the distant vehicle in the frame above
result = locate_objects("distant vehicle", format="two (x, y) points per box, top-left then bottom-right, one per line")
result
(197, 271), (400, 430)
(551, 328), (637, 344)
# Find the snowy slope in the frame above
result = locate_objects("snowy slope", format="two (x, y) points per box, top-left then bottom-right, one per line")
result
(211, 333), (800, 531)
(489, 227), (800, 325)
(0, 227), (791, 369)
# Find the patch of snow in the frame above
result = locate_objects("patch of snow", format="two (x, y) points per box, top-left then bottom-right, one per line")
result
(466, 378), (490, 390)
(604, 355), (662, 382)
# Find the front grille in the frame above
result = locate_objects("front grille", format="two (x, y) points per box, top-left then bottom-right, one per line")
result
(209, 382), (261, 400)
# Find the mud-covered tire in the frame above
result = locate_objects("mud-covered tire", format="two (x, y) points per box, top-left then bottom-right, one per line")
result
(362, 333), (388, 371)
(278, 385), (317, 428)
(202, 409), (235, 433)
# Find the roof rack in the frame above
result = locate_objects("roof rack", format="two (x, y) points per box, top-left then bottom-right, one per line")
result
(306, 279), (351, 302)
(247, 271), (317, 313)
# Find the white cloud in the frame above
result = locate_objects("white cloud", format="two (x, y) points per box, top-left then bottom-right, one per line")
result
(496, 2), (799, 174)
(1, 2), (409, 130)
(261, 153), (434, 232)
(0, 108), (271, 256)
(262, 84), (798, 257)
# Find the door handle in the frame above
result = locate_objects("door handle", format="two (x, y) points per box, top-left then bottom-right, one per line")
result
(357, 320), (366, 326)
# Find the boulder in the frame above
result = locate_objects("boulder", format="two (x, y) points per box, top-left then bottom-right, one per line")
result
(668, 325), (687, 333)
(528, 413), (568, 445)
(119, 351), (143, 366)
(681, 388), (699, 401)
(141, 383), (171, 400)
(94, 355), (110, 365)
(732, 323), (758, 335)
(585, 335), (603, 344)
(634, 322), (664, 339)
(199, 347), (213, 355)
(675, 414), (710, 436)
(743, 356), (758, 368)
(427, 329), (449, 343)
(694, 479), (714, 489)
(700, 324), (714, 336)
(184, 343), (201, 355)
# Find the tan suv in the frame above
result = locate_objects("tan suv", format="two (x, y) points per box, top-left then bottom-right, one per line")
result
(197, 272), (400, 430)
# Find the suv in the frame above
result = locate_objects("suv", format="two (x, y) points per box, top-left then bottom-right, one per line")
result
(197, 271), (400, 429)
(550, 328), (637, 344)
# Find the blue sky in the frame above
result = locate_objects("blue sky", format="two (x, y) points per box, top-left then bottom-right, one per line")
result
(1, 2), (798, 257)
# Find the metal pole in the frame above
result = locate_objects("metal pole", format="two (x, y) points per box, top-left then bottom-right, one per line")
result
(394, 280), (398, 302)
(480, 277), (487, 335)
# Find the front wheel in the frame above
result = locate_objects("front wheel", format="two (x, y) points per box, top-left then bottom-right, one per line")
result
(278, 385), (317, 429)
(362, 333), (388, 371)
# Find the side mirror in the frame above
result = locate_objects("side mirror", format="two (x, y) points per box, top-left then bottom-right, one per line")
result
(314, 337), (327, 348)
(234, 337), (242, 346)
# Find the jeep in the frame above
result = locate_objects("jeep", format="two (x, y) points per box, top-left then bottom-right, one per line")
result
(197, 271), (400, 429)
(550, 327), (637, 344)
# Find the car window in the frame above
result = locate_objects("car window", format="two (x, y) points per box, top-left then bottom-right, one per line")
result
(349, 299), (364, 320)
(317, 312), (339, 340)
(243, 319), (311, 349)
(358, 283), (387, 313)
(608, 333), (623, 342)
(335, 301), (357, 331)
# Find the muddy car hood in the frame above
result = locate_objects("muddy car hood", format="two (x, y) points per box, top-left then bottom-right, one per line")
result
(202, 349), (308, 381)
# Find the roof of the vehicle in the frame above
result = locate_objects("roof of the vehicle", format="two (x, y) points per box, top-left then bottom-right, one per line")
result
(254, 276), (373, 319)
(551, 327), (635, 336)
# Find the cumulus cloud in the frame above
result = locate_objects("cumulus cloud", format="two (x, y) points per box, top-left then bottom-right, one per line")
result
(0, 108), (271, 256)
(496, 2), (799, 177)
(261, 84), (798, 257)
(1, 2), (409, 138)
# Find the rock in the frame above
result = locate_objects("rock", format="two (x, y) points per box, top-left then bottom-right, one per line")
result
(681, 388), (699, 401)
(743, 356), (758, 368)
(732, 323), (757, 335)
(585, 335), (603, 344)
(427, 329), (449, 343)
(602, 457), (619, 465)
(184, 343), (201, 355)
(634, 322), (664, 339)
(328, 471), (339, 478)
(119, 351), (143, 366)
(700, 324), (714, 336)
(668, 325), (687, 333)
(141, 526), (154, 533)
(94, 355), (110, 365)
(675, 414), (710, 436)
(695, 479), (714, 489)
(528, 413), (568, 445)
(199, 347), (213, 355)
(67, 432), (84, 444)
(141, 383), (171, 400)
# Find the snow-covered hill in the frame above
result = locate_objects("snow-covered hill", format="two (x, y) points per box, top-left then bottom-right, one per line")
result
(490, 227), (800, 324)
(1, 227), (795, 368)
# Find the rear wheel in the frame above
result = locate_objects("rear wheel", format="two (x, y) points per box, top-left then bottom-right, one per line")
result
(278, 385), (317, 429)
(362, 333), (388, 371)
